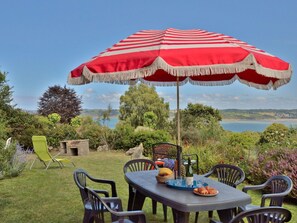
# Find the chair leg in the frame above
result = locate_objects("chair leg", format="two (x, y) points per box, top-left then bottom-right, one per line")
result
(127, 186), (134, 211)
(162, 204), (167, 221)
(208, 210), (213, 222)
(45, 161), (53, 170)
(29, 158), (37, 170)
(152, 199), (157, 215)
(195, 212), (199, 223)
(83, 209), (92, 223)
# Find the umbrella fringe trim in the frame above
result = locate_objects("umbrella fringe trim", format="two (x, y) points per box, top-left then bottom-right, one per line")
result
(67, 54), (292, 88)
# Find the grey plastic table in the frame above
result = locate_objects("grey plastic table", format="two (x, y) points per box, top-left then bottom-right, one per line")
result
(124, 170), (251, 223)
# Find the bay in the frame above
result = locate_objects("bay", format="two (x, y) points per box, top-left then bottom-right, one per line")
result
(101, 117), (297, 132)
(220, 120), (297, 132)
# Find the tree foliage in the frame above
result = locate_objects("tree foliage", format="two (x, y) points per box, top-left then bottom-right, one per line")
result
(0, 70), (13, 113)
(119, 84), (169, 129)
(143, 111), (158, 129)
(173, 103), (223, 145)
(38, 85), (82, 123)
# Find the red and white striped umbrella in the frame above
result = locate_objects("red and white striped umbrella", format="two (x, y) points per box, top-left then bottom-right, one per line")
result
(68, 28), (292, 146)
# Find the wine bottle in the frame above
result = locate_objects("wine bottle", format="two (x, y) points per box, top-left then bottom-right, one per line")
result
(185, 157), (193, 186)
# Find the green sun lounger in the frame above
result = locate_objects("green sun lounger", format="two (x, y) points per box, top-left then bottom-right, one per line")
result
(30, 136), (75, 170)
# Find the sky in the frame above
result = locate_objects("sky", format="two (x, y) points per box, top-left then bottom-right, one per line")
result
(0, 0), (296, 111)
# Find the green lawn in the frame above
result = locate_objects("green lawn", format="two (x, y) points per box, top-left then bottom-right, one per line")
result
(0, 151), (296, 223)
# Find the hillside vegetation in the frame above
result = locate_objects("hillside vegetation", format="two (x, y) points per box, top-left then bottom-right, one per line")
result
(82, 109), (297, 120)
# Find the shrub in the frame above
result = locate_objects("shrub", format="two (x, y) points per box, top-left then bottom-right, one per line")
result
(77, 123), (104, 150)
(112, 122), (135, 150)
(188, 144), (222, 174)
(250, 148), (297, 200)
(258, 123), (289, 150)
(132, 129), (171, 156)
(46, 124), (78, 148)
(0, 143), (28, 179)
(7, 109), (44, 149)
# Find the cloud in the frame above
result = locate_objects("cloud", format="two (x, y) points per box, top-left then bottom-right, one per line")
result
(82, 88), (96, 99)
(80, 88), (122, 109)
(158, 92), (297, 110)
(96, 93), (121, 103)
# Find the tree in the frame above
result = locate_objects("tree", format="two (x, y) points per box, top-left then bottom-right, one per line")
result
(102, 104), (112, 126)
(119, 84), (169, 129)
(38, 85), (82, 123)
(174, 103), (223, 145)
(0, 71), (14, 115)
(0, 70), (14, 140)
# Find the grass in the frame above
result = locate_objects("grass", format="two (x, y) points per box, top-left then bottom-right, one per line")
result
(0, 151), (296, 223)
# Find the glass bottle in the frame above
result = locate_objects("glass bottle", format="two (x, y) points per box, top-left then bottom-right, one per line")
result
(185, 157), (193, 186)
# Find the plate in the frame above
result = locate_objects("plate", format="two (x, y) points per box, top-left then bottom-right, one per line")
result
(193, 188), (219, 197)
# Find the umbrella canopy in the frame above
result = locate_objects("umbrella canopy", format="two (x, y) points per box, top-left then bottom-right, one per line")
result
(68, 28), (292, 142)
(68, 28), (292, 175)
(69, 28), (291, 88)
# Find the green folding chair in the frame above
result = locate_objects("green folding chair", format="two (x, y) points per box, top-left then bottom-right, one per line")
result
(30, 136), (75, 170)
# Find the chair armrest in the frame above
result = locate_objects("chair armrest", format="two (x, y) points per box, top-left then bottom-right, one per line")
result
(242, 183), (266, 193)
(115, 210), (146, 222)
(52, 151), (62, 158)
(102, 196), (146, 223)
(261, 192), (289, 207)
(88, 176), (118, 197)
(93, 189), (109, 197)
(202, 170), (213, 178)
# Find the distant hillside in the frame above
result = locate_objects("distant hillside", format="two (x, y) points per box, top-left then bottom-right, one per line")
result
(81, 109), (297, 120)
(220, 109), (297, 120)
(81, 109), (120, 118)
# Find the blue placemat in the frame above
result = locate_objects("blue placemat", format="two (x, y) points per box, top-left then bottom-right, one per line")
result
(166, 179), (208, 191)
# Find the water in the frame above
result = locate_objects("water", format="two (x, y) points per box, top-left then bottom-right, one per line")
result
(220, 120), (297, 132)
(101, 117), (297, 132)
(100, 117), (119, 129)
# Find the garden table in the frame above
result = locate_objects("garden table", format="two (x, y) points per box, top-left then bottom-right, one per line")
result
(124, 170), (251, 223)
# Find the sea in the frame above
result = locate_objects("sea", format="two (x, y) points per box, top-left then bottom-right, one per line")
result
(101, 117), (297, 132)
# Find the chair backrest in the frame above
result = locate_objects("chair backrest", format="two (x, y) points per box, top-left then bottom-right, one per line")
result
(87, 188), (146, 223)
(32, 136), (53, 162)
(264, 175), (293, 207)
(230, 207), (292, 223)
(210, 164), (245, 188)
(87, 188), (106, 223)
(123, 159), (157, 173)
(152, 142), (182, 161)
(73, 168), (89, 204)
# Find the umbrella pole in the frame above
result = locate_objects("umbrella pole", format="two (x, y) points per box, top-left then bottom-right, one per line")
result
(176, 77), (181, 177)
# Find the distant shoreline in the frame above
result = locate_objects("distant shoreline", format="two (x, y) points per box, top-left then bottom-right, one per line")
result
(221, 118), (297, 123)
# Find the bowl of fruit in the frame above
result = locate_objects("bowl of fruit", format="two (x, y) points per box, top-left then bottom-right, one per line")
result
(155, 167), (174, 183)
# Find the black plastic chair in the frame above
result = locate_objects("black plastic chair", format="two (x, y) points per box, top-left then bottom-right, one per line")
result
(123, 159), (168, 221)
(87, 187), (147, 223)
(196, 164), (245, 223)
(73, 168), (119, 223)
(239, 175), (293, 212)
(152, 142), (182, 161)
(152, 142), (199, 174)
(210, 207), (292, 223)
